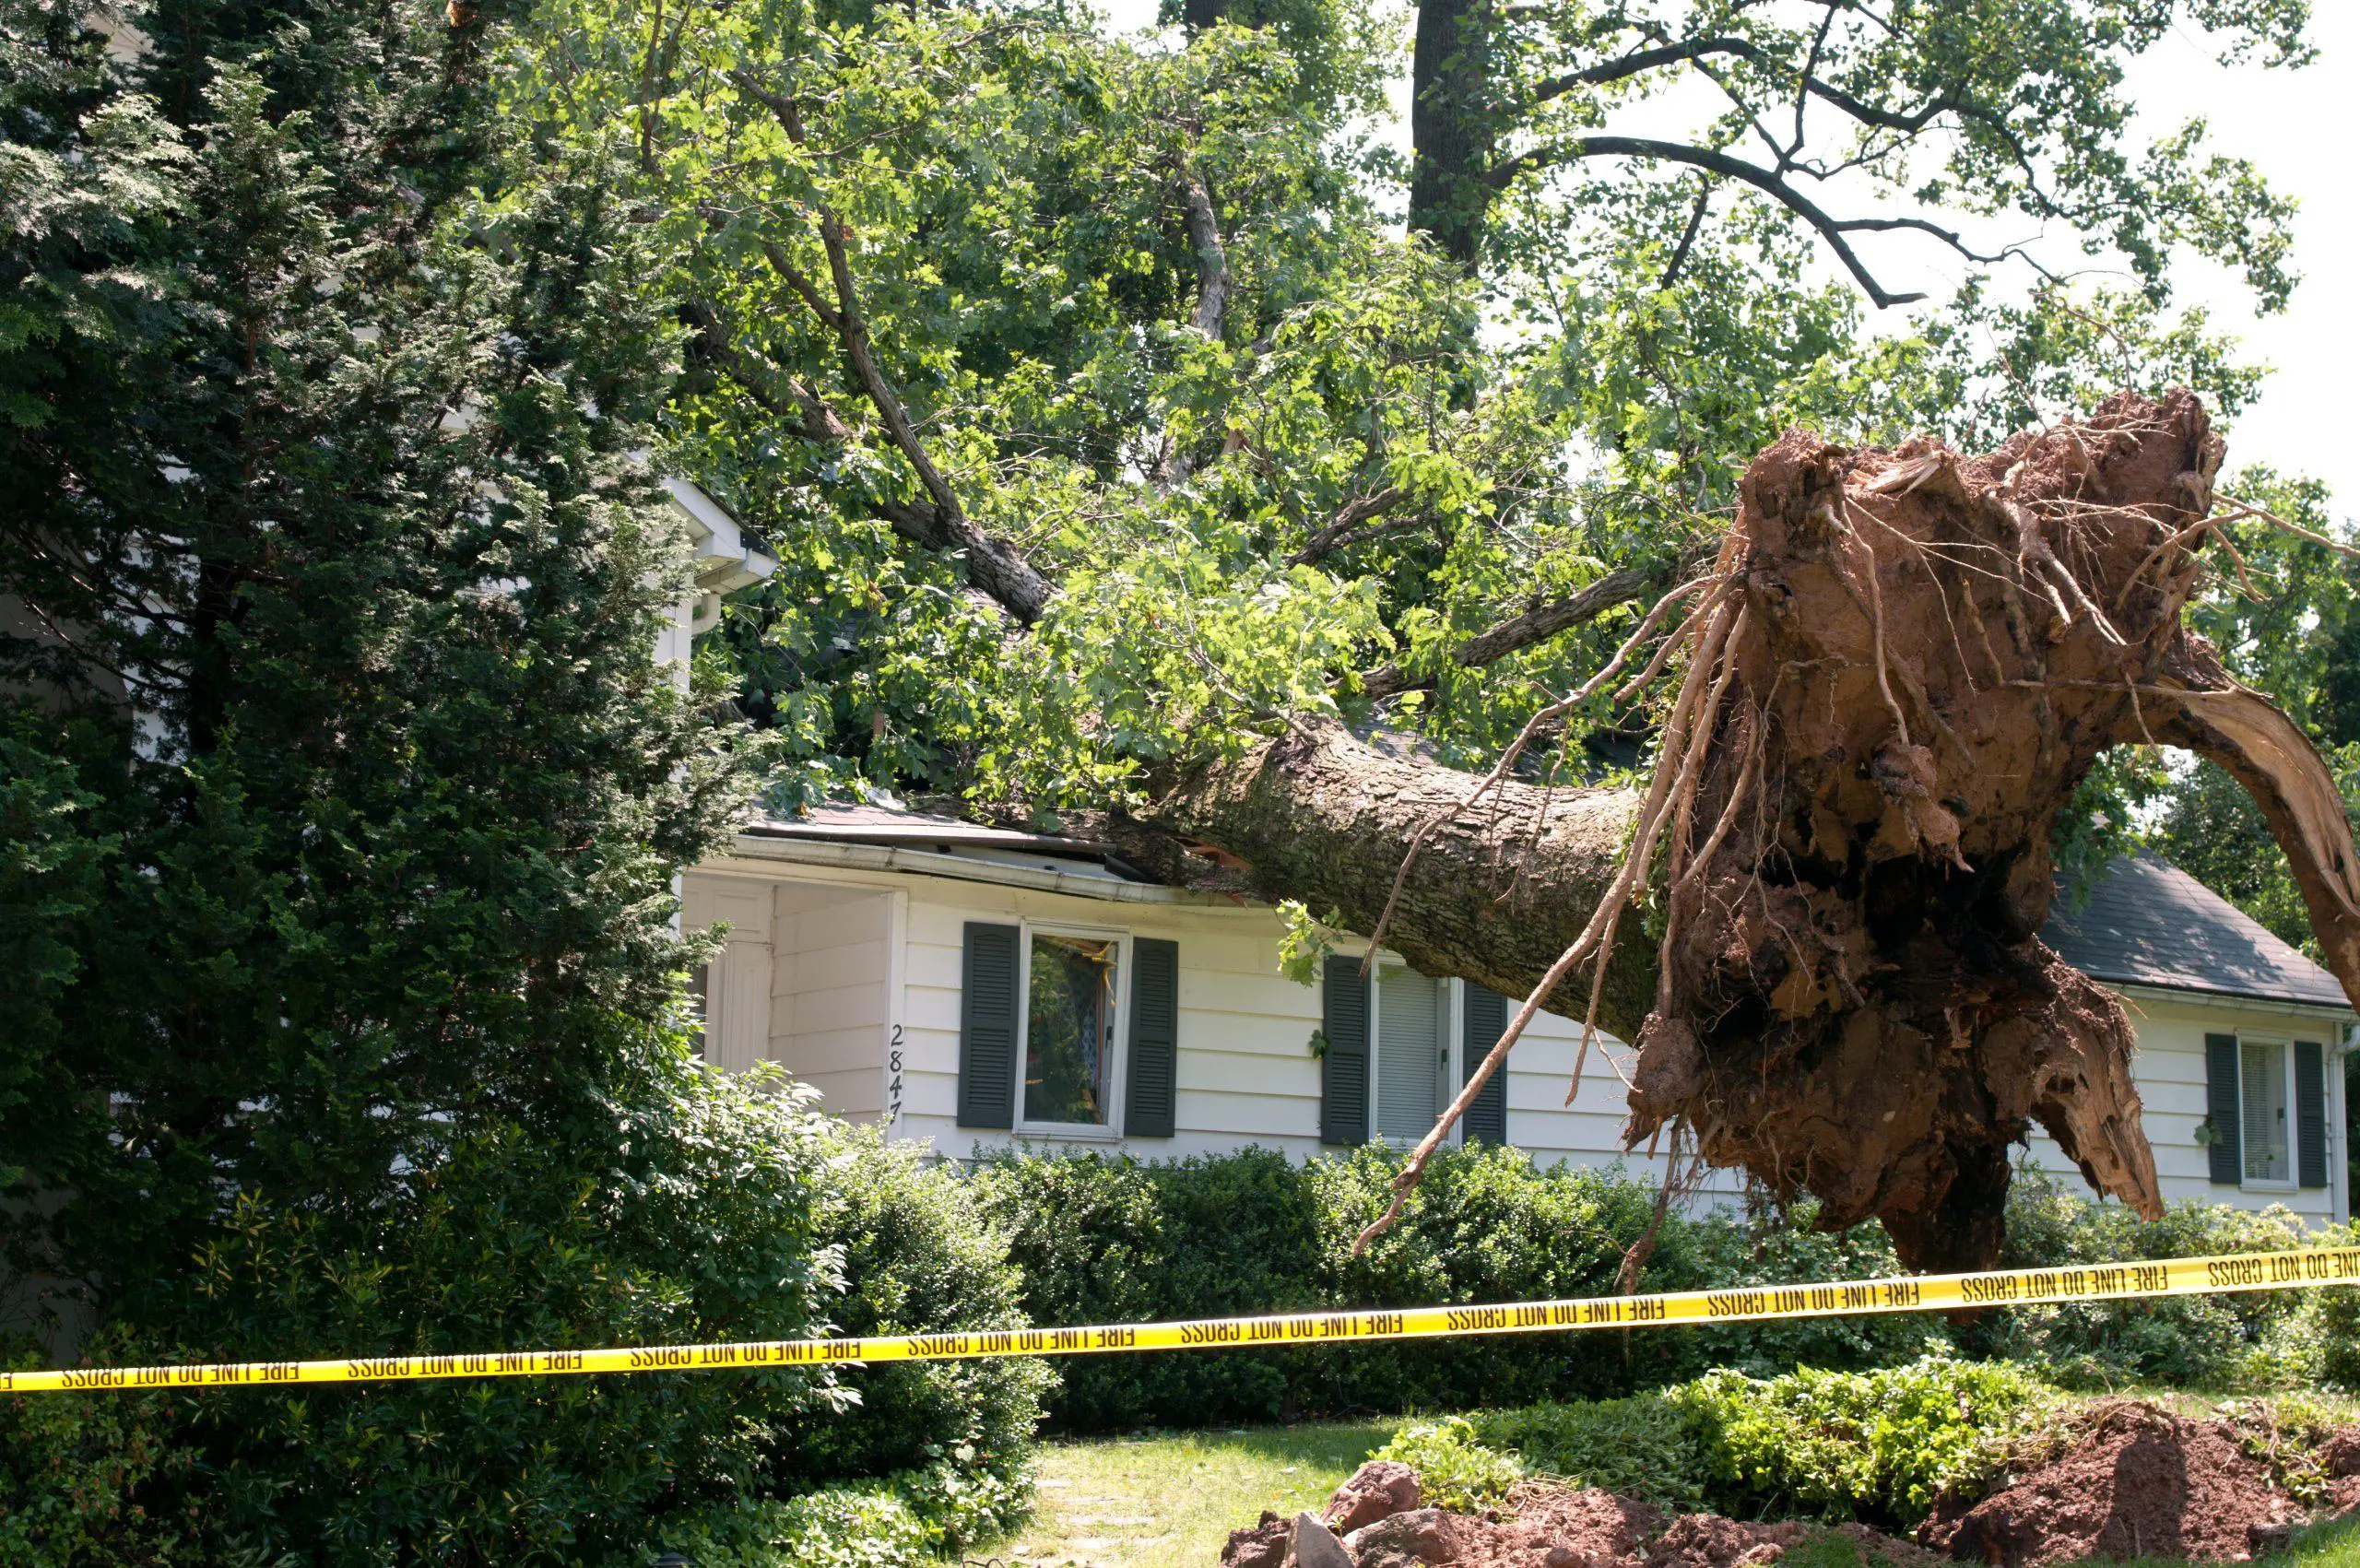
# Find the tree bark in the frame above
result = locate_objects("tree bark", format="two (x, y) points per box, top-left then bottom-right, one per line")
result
(1143, 391), (2360, 1271)
(1408, 0), (1493, 266)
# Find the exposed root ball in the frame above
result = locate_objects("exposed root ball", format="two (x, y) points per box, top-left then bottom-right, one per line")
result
(1142, 391), (2360, 1268)
(1629, 391), (2265, 1268)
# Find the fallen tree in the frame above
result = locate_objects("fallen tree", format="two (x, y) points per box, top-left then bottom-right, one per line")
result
(1138, 390), (2360, 1271)
(644, 0), (2329, 1273)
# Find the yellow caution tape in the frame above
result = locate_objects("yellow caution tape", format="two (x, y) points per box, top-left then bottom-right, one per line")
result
(9, 1245), (2356, 1395)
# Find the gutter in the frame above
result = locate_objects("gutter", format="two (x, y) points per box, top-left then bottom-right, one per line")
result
(724, 831), (1244, 909)
(2107, 980), (2356, 1025)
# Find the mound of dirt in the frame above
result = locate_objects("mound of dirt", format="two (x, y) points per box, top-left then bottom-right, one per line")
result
(1641, 1514), (1944, 1568)
(1239, 1467), (1934, 1568)
(1444, 1481), (1662, 1567)
(1918, 1402), (2303, 1565)
(1233, 1417), (2346, 1568)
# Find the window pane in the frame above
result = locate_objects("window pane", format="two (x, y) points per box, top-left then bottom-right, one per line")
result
(1025, 935), (1118, 1126)
(2241, 1040), (2289, 1183)
(1375, 967), (1444, 1141)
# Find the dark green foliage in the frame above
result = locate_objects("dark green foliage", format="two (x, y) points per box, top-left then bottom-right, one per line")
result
(151, 1073), (847, 1562)
(973, 1146), (2336, 1435)
(1969, 1167), (2329, 1391)
(0, 1332), (215, 1566)
(1, 1082), (1046, 1564)
(972, 1144), (1938, 1431)
(0, 0), (1032, 1557)
(974, 1143), (1323, 1428)
(785, 1125), (1050, 1503)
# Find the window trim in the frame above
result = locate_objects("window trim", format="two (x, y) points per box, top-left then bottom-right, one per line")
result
(2236, 1032), (2298, 1193)
(1366, 963), (1462, 1151)
(1011, 919), (1131, 1142)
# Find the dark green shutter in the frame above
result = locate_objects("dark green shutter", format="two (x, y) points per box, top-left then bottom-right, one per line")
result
(1321, 955), (1368, 1146)
(1126, 938), (1179, 1138)
(2204, 1032), (2241, 1185)
(2296, 1040), (2329, 1189)
(1461, 984), (1509, 1145)
(957, 923), (1021, 1128)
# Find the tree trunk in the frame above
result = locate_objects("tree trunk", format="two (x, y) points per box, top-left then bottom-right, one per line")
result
(1408, 0), (1493, 266)
(1142, 391), (2360, 1271)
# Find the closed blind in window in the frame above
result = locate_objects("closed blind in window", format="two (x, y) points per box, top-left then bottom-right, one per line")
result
(1376, 968), (1444, 1142)
(2241, 1040), (2290, 1184)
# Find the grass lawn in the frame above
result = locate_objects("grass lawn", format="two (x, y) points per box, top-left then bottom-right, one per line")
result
(986, 1420), (1391, 1568)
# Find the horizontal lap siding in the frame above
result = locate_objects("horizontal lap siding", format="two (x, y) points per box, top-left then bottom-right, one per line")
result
(2015, 994), (2342, 1222)
(895, 881), (1728, 1182)
(773, 884), (893, 1119)
(902, 888), (1327, 1161)
(709, 860), (2338, 1225)
(680, 871), (894, 1119)
(1501, 1020), (1750, 1201)
(680, 879), (775, 1076)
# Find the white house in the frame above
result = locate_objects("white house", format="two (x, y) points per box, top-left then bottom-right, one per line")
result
(683, 808), (2354, 1228)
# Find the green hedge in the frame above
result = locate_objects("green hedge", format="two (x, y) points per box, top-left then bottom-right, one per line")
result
(971, 1143), (1938, 1431)
(0, 1076), (1041, 1567)
(971, 1146), (2344, 1432)
(1965, 1166), (2342, 1391)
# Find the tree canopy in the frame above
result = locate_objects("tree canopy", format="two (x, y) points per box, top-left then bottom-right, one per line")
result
(553, 0), (2327, 838)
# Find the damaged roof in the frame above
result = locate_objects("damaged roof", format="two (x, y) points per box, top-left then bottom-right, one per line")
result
(2040, 850), (2350, 1012)
(743, 800), (1107, 857)
(749, 803), (2350, 1013)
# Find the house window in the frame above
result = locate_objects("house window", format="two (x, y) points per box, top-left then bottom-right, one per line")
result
(2239, 1038), (2293, 1186)
(1021, 930), (1123, 1129)
(1373, 965), (1450, 1144)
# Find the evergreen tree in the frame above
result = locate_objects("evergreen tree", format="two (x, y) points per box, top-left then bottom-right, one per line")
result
(1, 0), (919, 1557)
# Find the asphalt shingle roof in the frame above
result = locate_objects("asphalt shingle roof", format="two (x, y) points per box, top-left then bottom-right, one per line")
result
(2041, 850), (2351, 1010)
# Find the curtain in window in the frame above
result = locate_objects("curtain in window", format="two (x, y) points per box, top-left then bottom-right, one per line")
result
(1375, 967), (1444, 1142)
(2240, 1040), (2290, 1184)
(1026, 934), (1118, 1125)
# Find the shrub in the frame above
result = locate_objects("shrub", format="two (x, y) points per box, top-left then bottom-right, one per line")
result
(973, 1143), (1940, 1430)
(1669, 1354), (2052, 1525)
(1974, 1167), (2326, 1391)
(1415, 1355), (2051, 1529)
(2314, 1260), (2360, 1394)
(0, 1333), (218, 1566)
(148, 1065), (851, 1564)
(781, 1124), (1048, 1535)
(1370, 1416), (1524, 1511)
(7, 1072), (1037, 1566)
(1646, 1192), (1948, 1378)
(1473, 1392), (1713, 1508)
(972, 1143), (1321, 1429)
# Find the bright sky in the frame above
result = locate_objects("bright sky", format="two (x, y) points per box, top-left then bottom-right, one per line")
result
(1096, 1), (2359, 519)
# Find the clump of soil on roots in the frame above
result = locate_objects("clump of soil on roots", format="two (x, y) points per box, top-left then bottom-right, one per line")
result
(1236, 1409), (2356, 1568)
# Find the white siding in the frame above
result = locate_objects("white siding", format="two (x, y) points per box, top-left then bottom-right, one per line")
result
(704, 855), (1739, 1194)
(689, 853), (2345, 1224)
(679, 876), (773, 1074)
(682, 870), (896, 1119)
(2015, 986), (2348, 1225)
(771, 882), (896, 1119)
(897, 878), (1329, 1159)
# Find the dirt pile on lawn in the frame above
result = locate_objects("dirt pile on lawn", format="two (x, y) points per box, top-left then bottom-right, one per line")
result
(1918, 1401), (2305, 1564)
(1229, 1412), (2353, 1568)
(1221, 1471), (1935, 1568)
